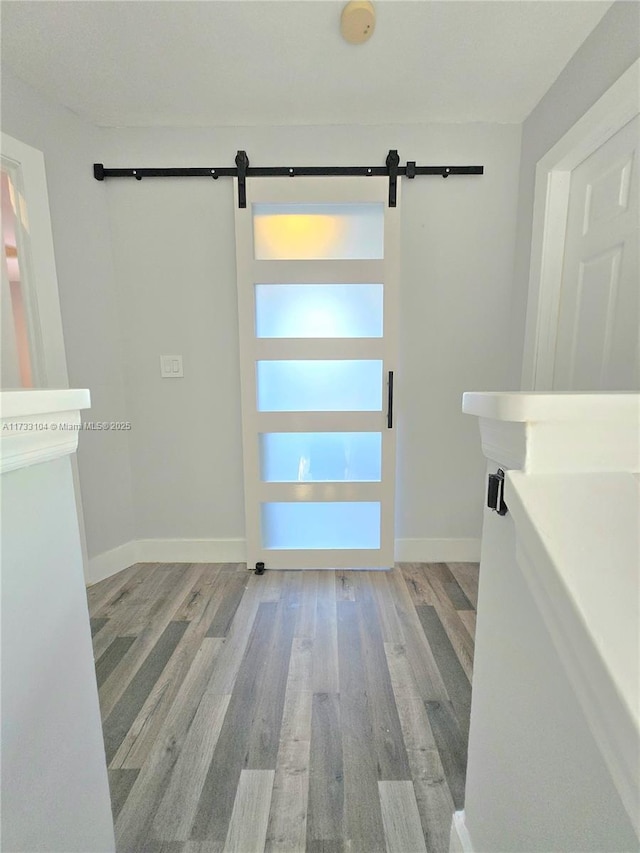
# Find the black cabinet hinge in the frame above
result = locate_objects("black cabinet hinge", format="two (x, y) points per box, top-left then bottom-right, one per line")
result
(487, 469), (508, 516)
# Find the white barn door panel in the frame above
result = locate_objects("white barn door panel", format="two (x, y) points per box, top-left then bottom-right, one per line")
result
(234, 177), (400, 570)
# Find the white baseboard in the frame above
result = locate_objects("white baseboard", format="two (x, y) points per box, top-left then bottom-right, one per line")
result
(449, 811), (474, 853)
(86, 538), (246, 585)
(87, 537), (481, 585)
(136, 538), (246, 563)
(85, 540), (140, 586)
(395, 538), (481, 562)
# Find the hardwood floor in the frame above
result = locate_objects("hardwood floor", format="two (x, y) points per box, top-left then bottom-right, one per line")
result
(87, 562), (479, 853)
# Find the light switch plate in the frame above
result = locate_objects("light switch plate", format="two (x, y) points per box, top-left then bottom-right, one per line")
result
(160, 355), (184, 378)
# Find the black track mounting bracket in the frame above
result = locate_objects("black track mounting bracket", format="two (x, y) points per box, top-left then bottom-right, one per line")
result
(386, 149), (400, 207)
(235, 150), (250, 208)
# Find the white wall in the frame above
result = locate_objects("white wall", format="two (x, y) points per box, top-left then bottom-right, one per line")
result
(101, 122), (521, 554)
(509, 0), (640, 389)
(1, 69), (136, 561)
(1, 455), (115, 851)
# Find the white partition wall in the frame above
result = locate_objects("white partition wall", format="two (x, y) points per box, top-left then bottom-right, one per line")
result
(234, 177), (400, 569)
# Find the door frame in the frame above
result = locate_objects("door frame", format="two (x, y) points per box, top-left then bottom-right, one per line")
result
(521, 58), (640, 390)
(1, 132), (69, 387)
(1, 131), (89, 570)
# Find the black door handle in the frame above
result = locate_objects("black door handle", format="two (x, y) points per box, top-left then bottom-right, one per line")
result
(387, 371), (394, 429)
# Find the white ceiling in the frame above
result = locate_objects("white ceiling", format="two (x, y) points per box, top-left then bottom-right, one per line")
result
(1, 1), (613, 127)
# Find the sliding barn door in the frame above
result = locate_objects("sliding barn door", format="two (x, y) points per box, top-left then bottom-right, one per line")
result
(234, 177), (400, 569)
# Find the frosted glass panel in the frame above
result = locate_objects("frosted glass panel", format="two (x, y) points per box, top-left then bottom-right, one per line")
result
(260, 432), (382, 482)
(255, 284), (383, 338)
(257, 360), (382, 411)
(261, 502), (380, 549)
(253, 203), (384, 260)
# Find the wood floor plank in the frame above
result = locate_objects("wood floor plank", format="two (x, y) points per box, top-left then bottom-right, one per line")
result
(223, 769), (275, 853)
(265, 634), (313, 853)
(386, 568), (449, 702)
(87, 562), (146, 613)
(442, 579), (474, 611)
(95, 636), (136, 689)
(370, 572), (404, 643)
(306, 692), (344, 848)
(354, 574), (411, 782)
(107, 768), (139, 822)
(379, 781), (428, 853)
(96, 563), (163, 619)
(153, 693), (231, 841)
(98, 564), (202, 719)
(425, 699), (468, 811)
(446, 562), (479, 610)
(458, 609), (477, 639)
(246, 580), (298, 769)
(398, 563), (435, 606)
(312, 573), (338, 693)
(102, 621), (188, 765)
(424, 576), (474, 682)
(114, 638), (224, 851)
(172, 564), (220, 621)
(384, 642), (455, 853)
(337, 600), (386, 853)
(191, 602), (280, 843)
(295, 571), (318, 639)
(416, 605), (472, 738)
(206, 573), (250, 637)
(90, 616), (109, 638)
(336, 570), (356, 601)
(110, 571), (235, 769)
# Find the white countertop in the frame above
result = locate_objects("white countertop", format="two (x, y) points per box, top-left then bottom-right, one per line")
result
(0, 389), (91, 474)
(463, 391), (640, 422)
(0, 388), (91, 418)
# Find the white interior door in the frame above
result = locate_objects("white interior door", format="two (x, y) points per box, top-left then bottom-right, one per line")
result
(234, 176), (400, 569)
(553, 115), (639, 390)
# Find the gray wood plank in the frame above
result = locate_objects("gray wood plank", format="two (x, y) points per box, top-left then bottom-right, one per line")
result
(86, 561), (144, 613)
(99, 564), (202, 720)
(384, 643), (454, 853)
(114, 638), (223, 851)
(424, 699), (468, 811)
(336, 570), (355, 601)
(416, 605), (471, 738)
(265, 636), (313, 853)
(424, 575), (474, 682)
(354, 574), (411, 782)
(223, 769), (275, 853)
(337, 600), (386, 853)
(95, 635), (136, 689)
(447, 562), (479, 610)
(153, 693), (231, 841)
(245, 578), (298, 769)
(312, 573), (338, 693)
(443, 580), (474, 611)
(306, 692), (344, 848)
(102, 621), (188, 764)
(191, 602), (279, 843)
(90, 616), (109, 638)
(205, 573), (249, 637)
(379, 780), (427, 853)
(107, 768), (139, 822)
